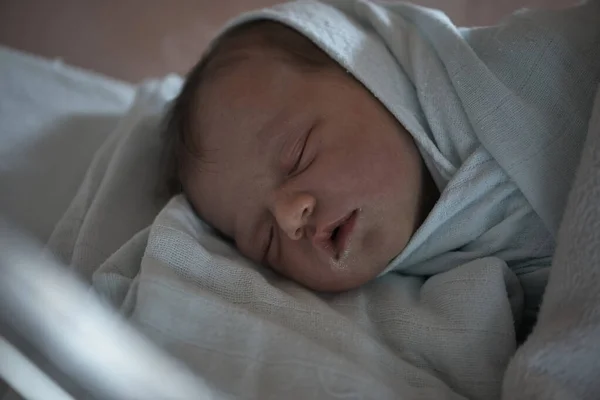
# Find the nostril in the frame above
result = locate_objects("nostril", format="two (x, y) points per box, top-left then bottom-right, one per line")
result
(302, 205), (312, 220)
(294, 228), (302, 239)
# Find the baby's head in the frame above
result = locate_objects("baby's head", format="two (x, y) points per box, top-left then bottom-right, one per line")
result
(164, 21), (435, 291)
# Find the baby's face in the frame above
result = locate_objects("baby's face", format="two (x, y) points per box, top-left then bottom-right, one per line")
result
(184, 50), (428, 291)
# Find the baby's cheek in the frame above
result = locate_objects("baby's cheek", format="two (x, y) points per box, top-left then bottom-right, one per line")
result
(359, 225), (382, 254)
(272, 240), (309, 277)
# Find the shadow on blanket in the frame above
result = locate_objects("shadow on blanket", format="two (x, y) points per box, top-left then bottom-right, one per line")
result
(1, 114), (121, 242)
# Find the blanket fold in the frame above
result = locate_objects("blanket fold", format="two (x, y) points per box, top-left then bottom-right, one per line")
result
(502, 83), (600, 400)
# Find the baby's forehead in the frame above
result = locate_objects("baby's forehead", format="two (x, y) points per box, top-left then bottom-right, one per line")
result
(191, 59), (312, 154)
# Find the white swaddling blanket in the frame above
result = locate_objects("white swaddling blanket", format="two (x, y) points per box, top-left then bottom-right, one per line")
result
(43, 1), (600, 399)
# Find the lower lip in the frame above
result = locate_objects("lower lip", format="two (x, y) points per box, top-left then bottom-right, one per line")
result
(335, 210), (358, 260)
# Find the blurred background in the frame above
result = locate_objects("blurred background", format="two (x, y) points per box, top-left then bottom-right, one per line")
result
(0, 0), (577, 83)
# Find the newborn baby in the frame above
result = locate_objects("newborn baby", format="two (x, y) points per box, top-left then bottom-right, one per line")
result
(165, 21), (439, 292)
(163, 0), (596, 299)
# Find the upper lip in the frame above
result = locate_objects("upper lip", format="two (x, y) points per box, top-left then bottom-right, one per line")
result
(313, 210), (357, 260)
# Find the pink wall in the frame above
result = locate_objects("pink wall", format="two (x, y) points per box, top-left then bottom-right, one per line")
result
(0, 0), (576, 83)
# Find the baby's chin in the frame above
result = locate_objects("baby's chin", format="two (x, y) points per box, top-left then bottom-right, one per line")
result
(291, 262), (387, 293)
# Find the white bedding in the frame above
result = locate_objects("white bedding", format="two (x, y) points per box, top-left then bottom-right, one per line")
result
(2, 0), (599, 396)
(0, 45), (134, 242)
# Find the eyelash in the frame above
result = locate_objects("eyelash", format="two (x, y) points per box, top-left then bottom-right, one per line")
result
(289, 131), (311, 176)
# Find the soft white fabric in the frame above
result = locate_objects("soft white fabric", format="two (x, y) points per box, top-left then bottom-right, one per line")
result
(0, 45), (135, 242)
(0, 45), (134, 400)
(37, 1), (600, 399)
(502, 82), (600, 400)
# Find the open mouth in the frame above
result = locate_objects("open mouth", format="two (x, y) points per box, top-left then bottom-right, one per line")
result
(329, 210), (358, 260)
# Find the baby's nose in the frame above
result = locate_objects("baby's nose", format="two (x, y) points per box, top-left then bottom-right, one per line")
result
(273, 192), (316, 240)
